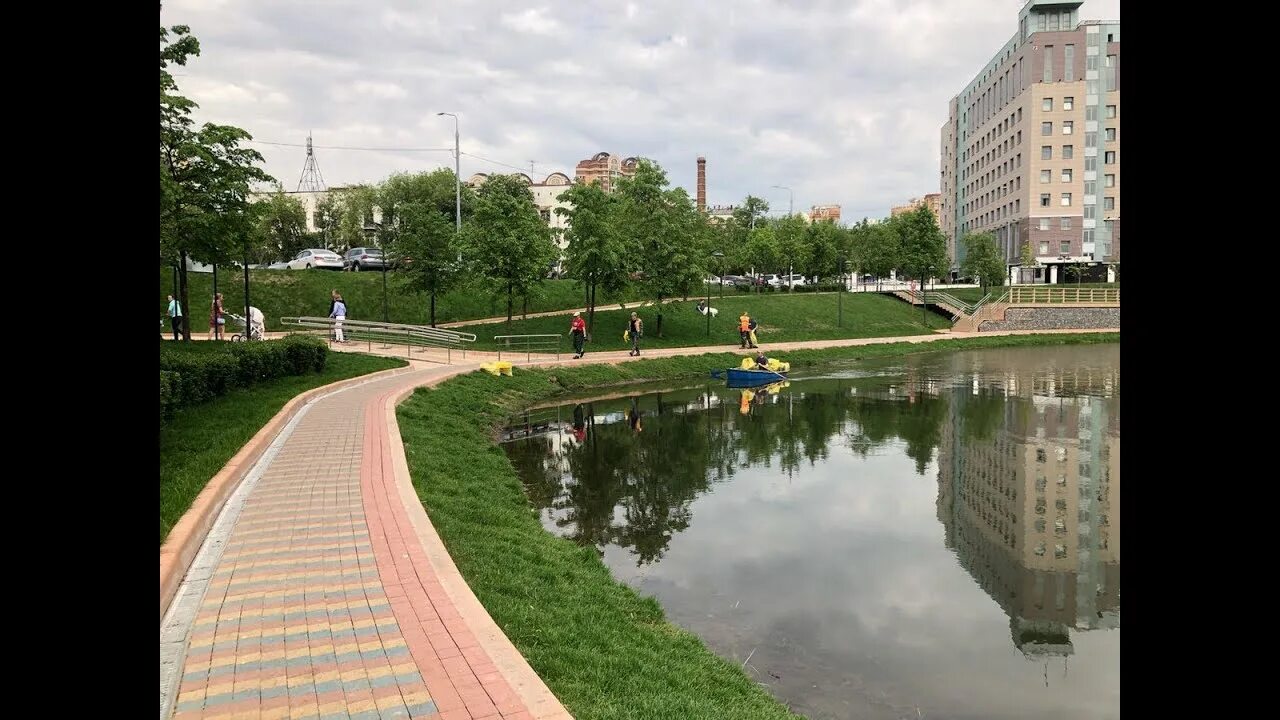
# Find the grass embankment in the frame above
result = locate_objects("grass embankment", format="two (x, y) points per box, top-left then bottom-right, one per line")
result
(946, 282), (1120, 305)
(454, 292), (951, 351)
(396, 332), (1119, 720)
(159, 350), (407, 543)
(160, 268), (645, 332)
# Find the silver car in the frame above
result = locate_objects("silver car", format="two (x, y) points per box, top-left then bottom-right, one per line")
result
(286, 249), (344, 270)
(344, 247), (387, 272)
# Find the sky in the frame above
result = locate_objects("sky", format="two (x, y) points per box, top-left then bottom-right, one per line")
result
(163, 0), (1121, 222)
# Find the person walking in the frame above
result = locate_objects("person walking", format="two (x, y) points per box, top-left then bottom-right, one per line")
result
(627, 312), (643, 356)
(166, 294), (184, 340)
(330, 295), (347, 343)
(570, 311), (587, 359)
(208, 293), (225, 341)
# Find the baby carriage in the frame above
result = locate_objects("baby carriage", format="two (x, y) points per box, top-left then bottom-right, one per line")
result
(227, 307), (265, 342)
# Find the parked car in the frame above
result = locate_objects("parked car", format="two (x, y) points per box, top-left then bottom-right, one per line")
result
(344, 247), (386, 272)
(286, 249), (344, 270)
(770, 274), (807, 288)
(722, 274), (746, 286)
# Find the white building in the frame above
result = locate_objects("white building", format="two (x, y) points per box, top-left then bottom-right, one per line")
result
(467, 172), (575, 273)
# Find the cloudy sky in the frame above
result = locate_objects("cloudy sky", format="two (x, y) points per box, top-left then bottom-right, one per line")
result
(163, 0), (1120, 221)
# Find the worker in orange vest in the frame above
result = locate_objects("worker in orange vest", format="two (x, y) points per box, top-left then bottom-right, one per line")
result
(738, 312), (751, 349)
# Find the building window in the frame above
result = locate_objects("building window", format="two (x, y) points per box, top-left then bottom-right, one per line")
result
(1039, 218), (1050, 230)
(1040, 193), (1051, 207)
(1018, 107), (1023, 122)
(1105, 174), (1116, 188)
(1085, 131), (1097, 147)
(1106, 104), (1117, 118)
(1062, 144), (1074, 159)
(1059, 241), (1071, 254)
(1041, 145), (1052, 160)
(1084, 205), (1095, 219)
(1086, 105), (1097, 120)
(1039, 241), (1050, 254)
(1064, 45), (1075, 82)
(1104, 150), (1116, 164)
(1017, 130), (1022, 145)
(1061, 168), (1072, 182)
(1084, 181), (1096, 195)
(1104, 196), (1115, 211)
(1044, 45), (1053, 82)
(1085, 157), (1097, 171)
(1063, 96), (1074, 110)
(1060, 193), (1072, 206)
(1061, 217), (1071, 230)
(1105, 127), (1117, 142)
(1041, 169), (1052, 183)
(1037, 14), (1047, 31)
(1043, 97), (1053, 111)
(1062, 121), (1073, 135)
(1041, 121), (1052, 136)
(1049, 13), (1059, 31)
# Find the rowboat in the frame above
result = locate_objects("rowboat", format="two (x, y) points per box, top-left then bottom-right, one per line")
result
(724, 367), (788, 387)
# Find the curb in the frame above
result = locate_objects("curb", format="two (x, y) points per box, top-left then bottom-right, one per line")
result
(158, 364), (416, 625)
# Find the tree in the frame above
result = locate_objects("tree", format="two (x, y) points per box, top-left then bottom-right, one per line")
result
(732, 195), (770, 230)
(1020, 238), (1036, 283)
(803, 219), (842, 281)
(468, 174), (557, 324)
(615, 160), (710, 335)
(557, 180), (628, 334)
(773, 214), (808, 288)
(325, 185), (379, 251)
(391, 202), (462, 326)
(160, 24), (273, 340)
(744, 225), (779, 290)
(959, 232), (1005, 296)
(251, 189), (308, 263)
(894, 204), (948, 286)
(854, 221), (900, 291)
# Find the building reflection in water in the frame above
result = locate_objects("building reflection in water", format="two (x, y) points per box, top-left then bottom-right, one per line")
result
(935, 365), (1120, 663)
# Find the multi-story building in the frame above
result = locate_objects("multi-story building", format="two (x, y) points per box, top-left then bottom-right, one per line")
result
(940, 0), (1119, 284)
(890, 194), (942, 221)
(807, 204), (842, 224)
(935, 366), (1120, 656)
(574, 152), (638, 193)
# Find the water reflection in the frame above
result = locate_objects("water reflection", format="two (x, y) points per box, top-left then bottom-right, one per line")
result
(502, 345), (1120, 719)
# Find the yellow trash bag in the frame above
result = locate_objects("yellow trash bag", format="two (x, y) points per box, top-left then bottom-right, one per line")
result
(749, 329), (759, 347)
(623, 329), (630, 341)
(480, 361), (513, 377)
(740, 357), (756, 370)
(766, 358), (790, 373)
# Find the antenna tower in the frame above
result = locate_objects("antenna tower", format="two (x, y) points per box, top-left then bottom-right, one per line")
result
(296, 132), (326, 192)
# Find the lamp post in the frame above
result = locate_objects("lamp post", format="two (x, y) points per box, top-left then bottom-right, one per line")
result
(838, 256), (845, 327)
(436, 113), (461, 233)
(707, 250), (724, 337)
(771, 185), (793, 217)
(922, 264), (934, 326)
(364, 220), (386, 323)
(716, 250), (725, 302)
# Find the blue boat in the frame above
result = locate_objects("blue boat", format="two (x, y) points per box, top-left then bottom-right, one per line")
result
(725, 367), (787, 387)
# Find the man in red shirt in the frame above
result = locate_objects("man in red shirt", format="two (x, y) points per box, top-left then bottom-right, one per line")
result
(570, 311), (588, 358)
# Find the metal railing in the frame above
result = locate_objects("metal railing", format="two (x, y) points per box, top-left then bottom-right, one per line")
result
(897, 289), (986, 317)
(280, 317), (476, 363)
(493, 334), (563, 362)
(1006, 287), (1120, 304)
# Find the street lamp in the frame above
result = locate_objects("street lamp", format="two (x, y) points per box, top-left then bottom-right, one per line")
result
(436, 113), (461, 233)
(707, 250), (724, 337)
(771, 185), (794, 217)
(922, 264), (935, 326)
(838, 256), (845, 327)
(364, 220), (386, 323)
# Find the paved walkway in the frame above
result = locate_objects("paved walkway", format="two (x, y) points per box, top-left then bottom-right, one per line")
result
(160, 327), (1119, 719)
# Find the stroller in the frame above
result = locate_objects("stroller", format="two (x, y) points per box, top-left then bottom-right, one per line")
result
(227, 306), (266, 342)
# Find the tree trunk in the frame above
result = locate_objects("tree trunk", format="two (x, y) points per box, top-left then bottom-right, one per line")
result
(178, 250), (191, 341)
(430, 292), (437, 328)
(506, 281), (514, 324)
(656, 296), (664, 337)
(522, 295), (528, 320)
(588, 282), (597, 338)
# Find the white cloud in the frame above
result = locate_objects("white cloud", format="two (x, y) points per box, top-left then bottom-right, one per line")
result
(162, 0), (1123, 214)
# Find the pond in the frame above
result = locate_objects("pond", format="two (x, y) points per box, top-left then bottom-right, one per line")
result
(502, 344), (1120, 720)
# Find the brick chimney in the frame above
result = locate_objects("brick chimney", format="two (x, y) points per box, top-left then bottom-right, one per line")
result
(696, 156), (706, 213)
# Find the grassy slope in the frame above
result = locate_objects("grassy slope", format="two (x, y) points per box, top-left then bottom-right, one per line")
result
(396, 332), (1119, 719)
(159, 351), (407, 543)
(160, 268), (646, 331)
(455, 292), (951, 351)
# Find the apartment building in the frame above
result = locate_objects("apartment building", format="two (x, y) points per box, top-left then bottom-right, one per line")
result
(940, 0), (1119, 283)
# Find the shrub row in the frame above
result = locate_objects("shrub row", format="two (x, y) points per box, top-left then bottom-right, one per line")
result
(732, 282), (846, 294)
(159, 335), (328, 421)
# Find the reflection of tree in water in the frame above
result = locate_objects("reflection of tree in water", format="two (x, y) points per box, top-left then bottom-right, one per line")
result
(509, 382), (952, 565)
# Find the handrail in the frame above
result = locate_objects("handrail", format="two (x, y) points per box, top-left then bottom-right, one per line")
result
(1006, 287), (1120, 304)
(280, 317), (477, 363)
(493, 334), (563, 362)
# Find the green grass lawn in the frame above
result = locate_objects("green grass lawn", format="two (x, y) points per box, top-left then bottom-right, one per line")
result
(159, 351), (407, 544)
(396, 332), (1118, 720)
(160, 268), (646, 332)
(945, 282), (1119, 305)
(454, 292), (951, 352)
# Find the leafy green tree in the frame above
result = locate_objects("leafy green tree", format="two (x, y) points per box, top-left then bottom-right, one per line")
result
(160, 24), (273, 339)
(894, 204), (949, 286)
(773, 214), (809, 288)
(854, 221), (901, 290)
(803, 219), (842, 280)
(251, 189), (308, 263)
(558, 180), (628, 333)
(468, 174), (557, 324)
(744, 225), (779, 288)
(959, 232), (1006, 296)
(732, 195), (770, 230)
(1020, 238), (1036, 283)
(390, 202), (463, 326)
(326, 185), (379, 251)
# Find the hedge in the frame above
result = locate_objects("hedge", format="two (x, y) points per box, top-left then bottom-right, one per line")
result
(732, 282), (845, 294)
(159, 335), (328, 422)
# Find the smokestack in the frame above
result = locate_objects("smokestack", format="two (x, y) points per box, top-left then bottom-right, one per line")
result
(696, 156), (706, 213)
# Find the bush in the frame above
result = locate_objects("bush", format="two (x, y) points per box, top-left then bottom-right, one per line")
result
(158, 335), (330, 422)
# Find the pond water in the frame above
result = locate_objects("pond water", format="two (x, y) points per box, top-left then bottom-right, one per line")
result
(502, 344), (1120, 720)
